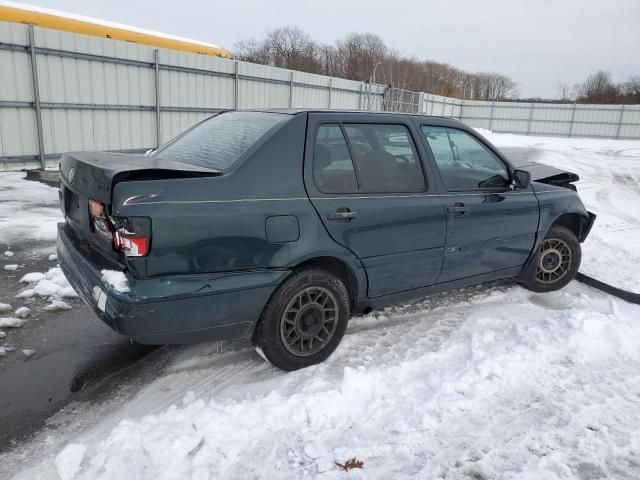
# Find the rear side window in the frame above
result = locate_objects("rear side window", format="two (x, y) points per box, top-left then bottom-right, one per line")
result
(154, 111), (288, 171)
(314, 125), (358, 193)
(313, 123), (426, 194)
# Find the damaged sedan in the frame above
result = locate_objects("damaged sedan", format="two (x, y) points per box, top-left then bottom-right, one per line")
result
(57, 110), (595, 370)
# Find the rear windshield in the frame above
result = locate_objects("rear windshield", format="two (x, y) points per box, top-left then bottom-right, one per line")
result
(154, 111), (288, 171)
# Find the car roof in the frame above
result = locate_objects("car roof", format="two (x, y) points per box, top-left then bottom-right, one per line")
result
(242, 108), (458, 121)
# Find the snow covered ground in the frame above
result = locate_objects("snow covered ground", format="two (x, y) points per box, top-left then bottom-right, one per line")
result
(2, 131), (640, 479)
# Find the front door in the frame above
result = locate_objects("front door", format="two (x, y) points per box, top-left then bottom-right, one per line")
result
(419, 125), (539, 283)
(304, 113), (446, 298)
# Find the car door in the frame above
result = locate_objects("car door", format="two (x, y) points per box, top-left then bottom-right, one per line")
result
(304, 113), (446, 298)
(418, 124), (539, 283)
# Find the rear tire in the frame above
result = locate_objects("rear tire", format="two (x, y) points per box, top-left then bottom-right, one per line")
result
(520, 225), (581, 293)
(253, 268), (350, 371)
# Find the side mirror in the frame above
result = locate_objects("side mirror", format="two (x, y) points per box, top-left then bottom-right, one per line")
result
(512, 169), (531, 189)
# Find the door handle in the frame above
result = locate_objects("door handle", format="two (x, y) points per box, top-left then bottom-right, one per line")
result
(326, 208), (358, 221)
(447, 203), (469, 215)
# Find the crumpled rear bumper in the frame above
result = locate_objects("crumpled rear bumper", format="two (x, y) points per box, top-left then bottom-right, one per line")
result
(57, 223), (287, 344)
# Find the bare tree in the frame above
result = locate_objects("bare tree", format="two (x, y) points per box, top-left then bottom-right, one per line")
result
(575, 71), (621, 103)
(234, 27), (521, 102)
(557, 82), (573, 102)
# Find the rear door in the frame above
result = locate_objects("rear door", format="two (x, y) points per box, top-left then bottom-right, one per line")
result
(418, 124), (539, 283)
(304, 113), (446, 298)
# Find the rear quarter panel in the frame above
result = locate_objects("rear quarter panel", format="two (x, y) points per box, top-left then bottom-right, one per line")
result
(111, 113), (363, 289)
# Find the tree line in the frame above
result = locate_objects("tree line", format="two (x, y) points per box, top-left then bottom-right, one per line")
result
(234, 27), (639, 105)
(558, 71), (640, 104)
(234, 27), (519, 101)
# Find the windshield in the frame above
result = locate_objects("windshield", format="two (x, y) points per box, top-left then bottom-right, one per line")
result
(154, 111), (289, 171)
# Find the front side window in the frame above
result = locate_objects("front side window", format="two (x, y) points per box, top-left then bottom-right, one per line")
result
(342, 124), (425, 193)
(421, 126), (509, 191)
(155, 111), (289, 171)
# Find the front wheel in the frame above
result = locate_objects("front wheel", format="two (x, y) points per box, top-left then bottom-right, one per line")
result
(253, 268), (350, 371)
(520, 225), (581, 293)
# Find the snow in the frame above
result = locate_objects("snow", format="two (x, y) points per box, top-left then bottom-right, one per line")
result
(4, 250), (14, 257)
(0, 331), (6, 338)
(14, 306), (30, 318)
(0, 172), (61, 243)
(48, 253), (58, 261)
(43, 300), (72, 311)
(0, 316), (26, 328)
(54, 444), (87, 480)
(19, 267), (78, 300)
(21, 349), (36, 358)
(101, 270), (130, 293)
(8, 283), (640, 479)
(3, 264), (18, 271)
(476, 129), (640, 292)
(0, 346), (6, 356)
(19, 272), (46, 283)
(0, 302), (11, 312)
(1, 1), (223, 50)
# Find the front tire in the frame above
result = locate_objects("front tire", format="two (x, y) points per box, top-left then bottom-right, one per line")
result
(253, 268), (350, 371)
(520, 225), (581, 293)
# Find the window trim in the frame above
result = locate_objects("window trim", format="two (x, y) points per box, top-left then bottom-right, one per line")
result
(420, 125), (512, 193)
(312, 121), (429, 195)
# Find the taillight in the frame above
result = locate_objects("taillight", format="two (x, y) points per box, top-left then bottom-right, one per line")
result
(88, 199), (113, 241)
(112, 217), (151, 257)
(114, 231), (149, 257)
(88, 198), (151, 257)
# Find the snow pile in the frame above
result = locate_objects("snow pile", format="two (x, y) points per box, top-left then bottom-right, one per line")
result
(0, 317), (26, 328)
(55, 444), (87, 480)
(0, 172), (62, 243)
(101, 270), (130, 293)
(4, 264), (19, 271)
(477, 129), (640, 292)
(4, 250), (14, 257)
(18, 267), (78, 300)
(13, 284), (640, 479)
(0, 303), (11, 312)
(14, 306), (30, 318)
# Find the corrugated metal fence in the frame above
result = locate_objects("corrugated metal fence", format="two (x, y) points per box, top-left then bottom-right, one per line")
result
(1, 20), (639, 170)
(0, 21), (384, 169)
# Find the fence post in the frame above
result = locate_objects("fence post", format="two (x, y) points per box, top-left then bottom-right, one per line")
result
(488, 101), (495, 130)
(359, 83), (363, 110)
(154, 49), (161, 148)
(526, 103), (535, 135)
(234, 61), (239, 110)
(289, 71), (294, 108)
(569, 103), (577, 137)
(28, 25), (46, 170)
(615, 105), (625, 139)
(328, 78), (332, 109)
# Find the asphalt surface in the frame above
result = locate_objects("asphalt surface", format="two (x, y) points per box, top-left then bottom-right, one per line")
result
(0, 174), (157, 450)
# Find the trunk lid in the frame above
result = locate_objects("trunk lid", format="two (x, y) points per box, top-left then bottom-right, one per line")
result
(60, 152), (221, 204)
(59, 152), (221, 264)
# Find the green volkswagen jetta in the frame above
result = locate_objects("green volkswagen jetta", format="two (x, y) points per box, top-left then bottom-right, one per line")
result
(57, 110), (595, 370)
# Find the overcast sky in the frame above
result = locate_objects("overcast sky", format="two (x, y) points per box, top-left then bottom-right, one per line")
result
(20, 0), (640, 98)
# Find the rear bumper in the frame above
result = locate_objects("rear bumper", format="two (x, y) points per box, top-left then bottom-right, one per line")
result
(57, 223), (287, 344)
